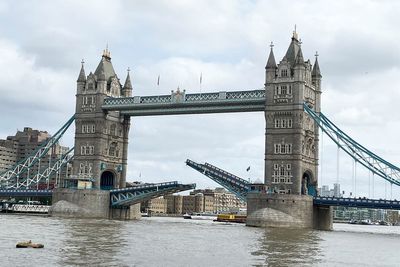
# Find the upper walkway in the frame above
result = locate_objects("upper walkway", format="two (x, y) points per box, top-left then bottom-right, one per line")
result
(102, 89), (266, 116)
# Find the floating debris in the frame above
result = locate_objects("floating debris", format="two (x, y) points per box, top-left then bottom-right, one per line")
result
(16, 240), (44, 248)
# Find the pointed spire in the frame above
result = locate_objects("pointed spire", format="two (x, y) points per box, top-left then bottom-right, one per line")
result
(312, 52), (322, 77)
(284, 32), (301, 66)
(266, 42), (277, 69)
(77, 59), (86, 82)
(295, 46), (304, 65)
(123, 67), (132, 89)
(95, 47), (116, 81)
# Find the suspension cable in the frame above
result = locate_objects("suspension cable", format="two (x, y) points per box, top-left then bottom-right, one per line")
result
(320, 129), (324, 189)
(354, 160), (357, 197)
(336, 145), (340, 185)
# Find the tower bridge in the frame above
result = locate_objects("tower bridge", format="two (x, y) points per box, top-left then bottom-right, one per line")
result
(1, 31), (400, 227)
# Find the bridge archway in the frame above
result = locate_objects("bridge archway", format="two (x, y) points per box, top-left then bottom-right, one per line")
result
(302, 171), (316, 196)
(100, 170), (115, 190)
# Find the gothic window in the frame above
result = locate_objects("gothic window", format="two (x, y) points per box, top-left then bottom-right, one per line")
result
(274, 143), (292, 154)
(281, 69), (288, 77)
(91, 125), (95, 133)
(288, 119), (293, 128)
(110, 124), (116, 136)
(288, 86), (292, 95)
(88, 83), (94, 91)
(274, 119), (280, 128)
(281, 119), (286, 128)
(109, 142), (117, 157)
(281, 85), (287, 95)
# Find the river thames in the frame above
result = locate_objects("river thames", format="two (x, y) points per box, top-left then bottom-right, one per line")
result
(0, 215), (399, 266)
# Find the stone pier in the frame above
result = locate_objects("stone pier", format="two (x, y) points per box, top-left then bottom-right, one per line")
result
(246, 192), (332, 230)
(50, 188), (141, 220)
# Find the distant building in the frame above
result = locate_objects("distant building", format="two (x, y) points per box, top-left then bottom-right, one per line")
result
(0, 127), (70, 188)
(141, 197), (167, 214)
(333, 206), (399, 224)
(165, 195), (183, 214)
(164, 187), (246, 214)
(319, 183), (342, 197)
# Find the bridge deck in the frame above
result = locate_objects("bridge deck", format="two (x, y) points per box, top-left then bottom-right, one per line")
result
(0, 189), (53, 197)
(314, 196), (400, 210)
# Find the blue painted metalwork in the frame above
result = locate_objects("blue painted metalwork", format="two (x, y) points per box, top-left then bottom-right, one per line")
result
(1, 147), (74, 190)
(110, 181), (196, 207)
(304, 103), (400, 186)
(0, 189), (52, 197)
(0, 115), (75, 188)
(314, 196), (400, 210)
(102, 89), (266, 116)
(186, 159), (250, 202)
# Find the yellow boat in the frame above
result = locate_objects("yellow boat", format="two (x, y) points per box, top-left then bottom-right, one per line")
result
(215, 214), (246, 223)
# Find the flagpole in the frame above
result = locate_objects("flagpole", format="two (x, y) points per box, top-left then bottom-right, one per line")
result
(199, 72), (202, 97)
(157, 74), (160, 101)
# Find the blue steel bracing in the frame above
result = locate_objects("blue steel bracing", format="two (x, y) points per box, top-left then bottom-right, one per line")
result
(0, 115), (75, 187)
(304, 103), (400, 186)
(2, 147), (74, 189)
(186, 159), (249, 201)
(110, 181), (196, 207)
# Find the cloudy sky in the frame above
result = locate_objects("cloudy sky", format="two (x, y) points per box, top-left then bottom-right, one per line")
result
(1, 0), (400, 199)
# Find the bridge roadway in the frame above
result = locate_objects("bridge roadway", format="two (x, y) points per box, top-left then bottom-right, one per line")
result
(102, 89), (266, 116)
(0, 181), (196, 207)
(314, 196), (400, 210)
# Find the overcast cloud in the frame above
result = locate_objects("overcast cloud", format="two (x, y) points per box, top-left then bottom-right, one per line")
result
(1, 0), (400, 199)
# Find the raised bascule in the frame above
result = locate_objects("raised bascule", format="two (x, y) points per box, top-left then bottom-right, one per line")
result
(1, 31), (400, 228)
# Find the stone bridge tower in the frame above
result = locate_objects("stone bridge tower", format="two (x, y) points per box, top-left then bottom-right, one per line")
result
(73, 49), (132, 189)
(264, 31), (322, 196)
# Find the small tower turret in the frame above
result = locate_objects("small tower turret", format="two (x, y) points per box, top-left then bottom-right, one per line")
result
(122, 68), (133, 97)
(77, 60), (86, 93)
(312, 52), (322, 90)
(293, 45), (306, 81)
(265, 42), (277, 84)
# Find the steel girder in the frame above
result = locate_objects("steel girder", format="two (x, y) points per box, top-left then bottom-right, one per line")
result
(110, 181), (196, 207)
(304, 103), (400, 186)
(0, 116), (75, 184)
(186, 159), (250, 202)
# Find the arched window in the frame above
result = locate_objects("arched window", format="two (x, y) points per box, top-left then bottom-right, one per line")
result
(109, 142), (117, 157)
(110, 124), (116, 136)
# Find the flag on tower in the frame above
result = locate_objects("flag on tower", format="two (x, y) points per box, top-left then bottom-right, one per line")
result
(157, 75), (160, 86)
(246, 166), (251, 172)
(199, 72), (202, 85)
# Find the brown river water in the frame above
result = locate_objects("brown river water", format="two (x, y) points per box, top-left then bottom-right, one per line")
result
(0, 215), (399, 266)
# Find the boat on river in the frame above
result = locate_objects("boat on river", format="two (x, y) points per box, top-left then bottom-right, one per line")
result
(183, 213), (217, 220)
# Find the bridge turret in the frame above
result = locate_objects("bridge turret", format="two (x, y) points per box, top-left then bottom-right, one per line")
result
(264, 31), (320, 196)
(265, 42), (277, 85)
(72, 49), (131, 190)
(122, 68), (133, 97)
(293, 46), (306, 81)
(76, 60), (86, 94)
